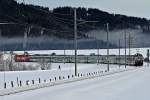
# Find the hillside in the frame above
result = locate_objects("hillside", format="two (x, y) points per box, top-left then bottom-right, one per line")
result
(0, 0), (150, 37)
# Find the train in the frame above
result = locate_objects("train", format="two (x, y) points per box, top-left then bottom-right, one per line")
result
(106, 53), (144, 66)
(14, 53), (144, 66)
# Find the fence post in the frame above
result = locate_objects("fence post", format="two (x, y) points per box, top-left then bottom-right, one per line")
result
(11, 81), (14, 88)
(20, 80), (22, 87)
(17, 77), (19, 87)
(78, 73), (79, 77)
(59, 76), (61, 80)
(32, 80), (34, 84)
(26, 80), (29, 85)
(4, 82), (6, 88)
(39, 78), (41, 83)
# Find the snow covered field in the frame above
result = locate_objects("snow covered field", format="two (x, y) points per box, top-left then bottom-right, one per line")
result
(0, 64), (149, 100)
(0, 47), (149, 99)
(0, 63), (132, 89)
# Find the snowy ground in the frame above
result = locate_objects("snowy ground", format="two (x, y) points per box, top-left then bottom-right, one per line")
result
(0, 63), (131, 89)
(0, 47), (149, 99)
(0, 63), (149, 100)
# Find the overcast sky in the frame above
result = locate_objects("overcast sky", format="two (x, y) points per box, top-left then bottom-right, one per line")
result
(17, 0), (150, 19)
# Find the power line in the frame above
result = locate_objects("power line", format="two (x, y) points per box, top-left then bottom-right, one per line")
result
(18, 3), (90, 26)
(0, 22), (16, 25)
(0, 13), (25, 24)
(0, 13), (73, 34)
(54, 16), (74, 25)
(0, 3), (99, 37)
(106, 23), (110, 72)
(53, 12), (72, 16)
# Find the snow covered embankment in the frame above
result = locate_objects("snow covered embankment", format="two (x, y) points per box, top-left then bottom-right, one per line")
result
(0, 66), (137, 96)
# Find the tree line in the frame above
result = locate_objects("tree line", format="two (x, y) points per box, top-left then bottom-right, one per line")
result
(0, 0), (149, 38)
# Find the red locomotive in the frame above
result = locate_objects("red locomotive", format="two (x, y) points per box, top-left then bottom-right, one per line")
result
(15, 55), (30, 62)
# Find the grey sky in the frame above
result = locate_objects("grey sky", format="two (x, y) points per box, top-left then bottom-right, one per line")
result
(17, 0), (150, 19)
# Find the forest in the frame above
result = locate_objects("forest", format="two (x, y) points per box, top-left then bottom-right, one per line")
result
(0, 0), (149, 39)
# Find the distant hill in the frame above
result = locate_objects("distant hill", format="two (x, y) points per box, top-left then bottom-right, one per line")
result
(0, 0), (150, 38)
(0, 0), (150, 50)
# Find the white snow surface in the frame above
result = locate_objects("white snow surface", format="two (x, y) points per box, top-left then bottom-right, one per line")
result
(0, 63), (129, 89)
(0, 48), (150, 100)
(1, 65), (150, 100)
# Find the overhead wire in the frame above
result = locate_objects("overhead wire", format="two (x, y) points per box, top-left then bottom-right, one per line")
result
(23, 3), (75, 23)
(53, 12), (72, 16)
(18, 2), (96, 29)
(0, 2), (101, 39)
(0, 13), (26, 25)
(0, 13), (73, 34)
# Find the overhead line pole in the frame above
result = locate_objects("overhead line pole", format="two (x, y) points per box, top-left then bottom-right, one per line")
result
(124, 29), (127, 68)
(73, 8), (98, 76)
(119, 39), (121, 68)
(97, 38), (100, 65)
(128, 32), (131, 56)
(74, 8), (77, 76)
(106, 23), (110, 72)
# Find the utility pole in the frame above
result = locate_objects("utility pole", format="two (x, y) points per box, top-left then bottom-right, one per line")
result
(106, 23), (109, 71)
(0, 29), (1, 54)
(124, 29), (127, 68)
(63, 40), (66, 64)
(128, 32), (133, 65)
(39, 28), (44, 49)
(0, 29), (1, 37)
(128, 32), (131, 56)
(23, 27), (28, 51)
(147, 49), (149, 67)
(97, 40), (100, 64)
(23, 26), (31, 53)
(119, 39), (121, 68)
(95, 35), (100, 64)
(147, 49), (150, 61)
(73, 9), (98, 76)
(74, 8), (77, 76)
(0, 29), (1, 48)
